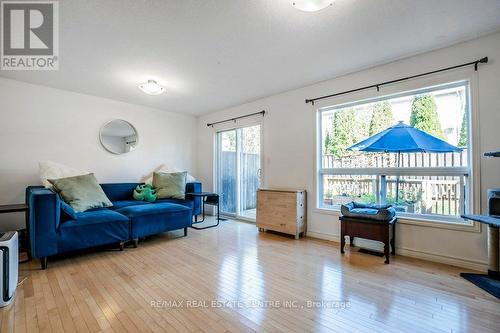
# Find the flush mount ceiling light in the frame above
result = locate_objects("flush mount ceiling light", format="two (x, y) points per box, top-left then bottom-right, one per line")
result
(138, 80), (165, 95)
(292, 0), (334, 12)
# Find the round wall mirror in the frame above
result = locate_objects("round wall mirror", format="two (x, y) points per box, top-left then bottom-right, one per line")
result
(100, 119), (139, 154)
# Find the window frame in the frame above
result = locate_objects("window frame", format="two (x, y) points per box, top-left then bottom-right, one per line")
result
(313, 72), (481, 232)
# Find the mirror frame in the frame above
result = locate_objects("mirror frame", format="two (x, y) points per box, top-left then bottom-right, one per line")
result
(99, 119), (139, 155)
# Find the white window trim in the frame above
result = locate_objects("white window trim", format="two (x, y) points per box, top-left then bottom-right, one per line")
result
(312, 68), (481, 233)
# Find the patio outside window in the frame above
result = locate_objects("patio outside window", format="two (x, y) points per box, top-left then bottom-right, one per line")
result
(317, 81), (472, 224)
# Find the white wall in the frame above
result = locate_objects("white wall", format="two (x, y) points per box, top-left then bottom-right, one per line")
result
(197, 32), (500, 271)
(0, 78), (197, 230)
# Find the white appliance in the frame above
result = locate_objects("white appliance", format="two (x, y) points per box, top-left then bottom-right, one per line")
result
(0, 231), (18, 307)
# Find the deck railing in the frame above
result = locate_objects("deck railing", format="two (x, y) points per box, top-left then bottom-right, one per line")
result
(323, 175), (462, 216)
(321, 150), (468, 216)
(322, 150), (468, 169)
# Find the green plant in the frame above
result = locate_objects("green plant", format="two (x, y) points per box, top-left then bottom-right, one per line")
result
(359, 193), (376, 204)
(357, 193), (398, 205)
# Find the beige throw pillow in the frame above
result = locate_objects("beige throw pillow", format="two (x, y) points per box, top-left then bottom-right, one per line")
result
(144, 164), (195, 185)
(153, 171), (187, 200)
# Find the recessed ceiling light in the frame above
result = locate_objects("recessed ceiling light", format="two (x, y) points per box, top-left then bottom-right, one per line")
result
(292, 0), (334, 12)
(138, 80), (165, 95)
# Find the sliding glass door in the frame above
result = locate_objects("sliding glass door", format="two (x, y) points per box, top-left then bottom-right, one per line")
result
(216, 125), (261, 220)
(217, 130), (238, 215)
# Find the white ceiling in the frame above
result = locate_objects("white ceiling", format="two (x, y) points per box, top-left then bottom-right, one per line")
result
(2, 0), (500, 116)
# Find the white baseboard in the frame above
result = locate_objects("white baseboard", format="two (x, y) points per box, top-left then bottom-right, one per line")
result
(306, 230), (488, 272)
(306, 231), (340, 242)
(396, 247), (488, 272)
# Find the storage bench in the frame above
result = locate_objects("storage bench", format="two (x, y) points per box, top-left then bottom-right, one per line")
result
(340, 215), (397, 264)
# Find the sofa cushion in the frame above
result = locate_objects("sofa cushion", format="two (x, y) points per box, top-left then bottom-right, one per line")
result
(116, 203), (192, 239)
(110, 200), (151, 210)
(116, 202), (190, 218)
(58, 209), (129, 252)
(156, 198), (194, 210)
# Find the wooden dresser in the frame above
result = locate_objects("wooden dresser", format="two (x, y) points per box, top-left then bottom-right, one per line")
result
(256, 188), (307, 239)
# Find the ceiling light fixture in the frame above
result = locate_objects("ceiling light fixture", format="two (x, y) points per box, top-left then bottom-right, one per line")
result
(292, 0), (334, 12)
(138, 80), (165, 95)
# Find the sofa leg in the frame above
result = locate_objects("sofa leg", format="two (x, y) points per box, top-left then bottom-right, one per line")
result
(119, 241), (125, 251)
(41, 257), (47, 270)
(184, 227), (188, 237)
(133, 239), (138, 248)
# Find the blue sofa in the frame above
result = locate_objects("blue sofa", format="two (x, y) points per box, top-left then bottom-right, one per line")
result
(26, 182), (202, 269)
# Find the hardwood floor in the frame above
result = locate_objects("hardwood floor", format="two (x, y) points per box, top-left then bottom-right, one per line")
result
(2, 218), (499, 333)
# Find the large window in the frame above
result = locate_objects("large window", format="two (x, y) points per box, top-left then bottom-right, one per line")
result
(317, 81), (472, 223)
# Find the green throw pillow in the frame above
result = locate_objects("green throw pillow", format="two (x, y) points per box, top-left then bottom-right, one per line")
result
(153, 171), (187, 200)
(48, 173), (113, 213)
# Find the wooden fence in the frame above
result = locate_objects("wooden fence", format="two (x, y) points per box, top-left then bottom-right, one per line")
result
(219, 152), (260, 214)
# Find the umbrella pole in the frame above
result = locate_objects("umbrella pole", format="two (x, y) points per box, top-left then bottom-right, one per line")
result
(395, 151), (400, 205)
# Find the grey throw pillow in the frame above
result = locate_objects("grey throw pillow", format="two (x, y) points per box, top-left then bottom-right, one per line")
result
(153, 171), (187, 200)
(48, 173), (112, 213)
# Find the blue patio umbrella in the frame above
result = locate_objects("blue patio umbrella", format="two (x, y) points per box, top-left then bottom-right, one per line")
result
(348, 121), (461, 204)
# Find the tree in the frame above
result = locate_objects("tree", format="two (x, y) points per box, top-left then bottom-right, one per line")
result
(330, 108), (357, 158)
(458, 112), (468, 147)
(409, 94), (444, 139)
(324, 131), (334, 155)
(369, 101), (393, 135)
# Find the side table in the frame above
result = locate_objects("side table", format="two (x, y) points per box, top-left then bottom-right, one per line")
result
(0, 204), (30, 263)
(186, 192), (225, 230)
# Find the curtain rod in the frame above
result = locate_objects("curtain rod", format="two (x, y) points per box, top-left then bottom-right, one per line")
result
(207, 110), (266, 127)
(305, 57), (489, 105)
